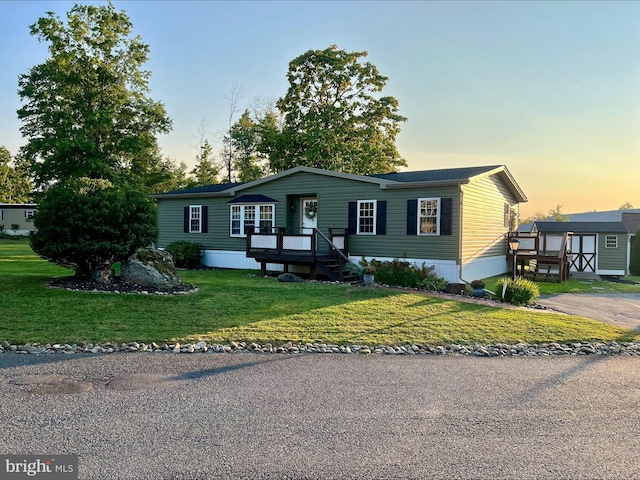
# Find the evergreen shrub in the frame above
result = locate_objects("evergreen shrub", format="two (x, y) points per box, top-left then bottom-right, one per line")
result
(165, 241), (203, 269)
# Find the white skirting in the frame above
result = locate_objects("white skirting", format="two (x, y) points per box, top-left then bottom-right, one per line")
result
(201, 250), (511, 284)
(596, 269), (626, 276)
(460, 256), (509, 283)
(354, 255), (461, 284)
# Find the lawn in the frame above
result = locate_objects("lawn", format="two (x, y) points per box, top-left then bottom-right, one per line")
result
(483, 274), (640, 295)
(1, 238), (637, 346)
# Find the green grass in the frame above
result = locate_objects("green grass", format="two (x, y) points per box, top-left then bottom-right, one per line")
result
(2, 238), (638, 346)
(484, 274), (640, 295)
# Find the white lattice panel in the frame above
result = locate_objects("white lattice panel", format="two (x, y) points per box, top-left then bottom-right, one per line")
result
(251, 235), (277, 249)
(283, 236), (311, 251)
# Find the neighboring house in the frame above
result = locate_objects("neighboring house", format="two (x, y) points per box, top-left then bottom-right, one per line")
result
(521, 221), (630, 276)
(0, 203), (37, 236)
(152, 165), (527, 284)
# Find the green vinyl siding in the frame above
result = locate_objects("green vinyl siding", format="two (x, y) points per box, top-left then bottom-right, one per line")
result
(156, 171), (461, 261)
(461, 175), (518, 263)
(597, 233), (628, 271)
(239, 171), (460, 260)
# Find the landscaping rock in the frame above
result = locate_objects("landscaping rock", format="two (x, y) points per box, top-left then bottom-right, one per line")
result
(121, 248), (181, 288)
(2, 340), (640, 357)
(277, 273), (303, 283)
(90, 268), (115, 286)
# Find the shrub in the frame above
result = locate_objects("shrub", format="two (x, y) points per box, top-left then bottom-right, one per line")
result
(497, 277), (540, 306)
(367, 257), (447, 290)
(630, 230), (640, 276)
(165, 241), (203, 269)
(417, 273), (449, 292)
(30, 178), (158, 278)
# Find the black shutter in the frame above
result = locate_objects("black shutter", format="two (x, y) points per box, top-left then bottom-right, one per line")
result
(406, 199), (417, 235)
(348, 202), (357, 235)
(440, 198), (452, 236)
(183, 206), (189, 233)
(202, 206), (208, 233)
(376, 201), (387, 235)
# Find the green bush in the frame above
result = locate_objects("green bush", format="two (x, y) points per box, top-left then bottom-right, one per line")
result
(30, 178), (158, 278)
(368, 258), (447, 290)
(496, 277), (540, 305)
(630, 231), (640, 276)
(417, 273), (449, 292)
(165, 241), (202, 269)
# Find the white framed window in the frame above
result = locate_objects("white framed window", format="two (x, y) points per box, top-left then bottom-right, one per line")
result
(189, 205), (202, 233)
(24, 210), (36, 220)
(231, 204), (275, 237)
(605, 235), (618, 248)
(418, 198), (440, 235)
(357, 200), (377, 235)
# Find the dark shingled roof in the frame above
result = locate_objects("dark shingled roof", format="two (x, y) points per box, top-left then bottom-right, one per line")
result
(161, 182), (243, 195)
(368, 165), (501, 183)
(227, 194), (279, 204)
(534, 221), (629, 234)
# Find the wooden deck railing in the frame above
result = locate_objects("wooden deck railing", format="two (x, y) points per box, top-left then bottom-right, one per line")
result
(506, 231), (573, 282)
(246, 227), (350, 280)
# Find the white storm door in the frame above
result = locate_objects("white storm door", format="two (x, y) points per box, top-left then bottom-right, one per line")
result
(301, 198), (318, 235)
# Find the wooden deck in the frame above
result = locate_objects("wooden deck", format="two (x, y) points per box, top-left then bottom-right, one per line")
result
(507, 231), (572, 282)
(246, 228), (358, 282)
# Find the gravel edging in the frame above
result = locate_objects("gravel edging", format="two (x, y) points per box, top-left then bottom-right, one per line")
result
(2, 340), (639, 357)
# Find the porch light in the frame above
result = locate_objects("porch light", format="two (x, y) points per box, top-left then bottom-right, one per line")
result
(509, 237), (520, 280)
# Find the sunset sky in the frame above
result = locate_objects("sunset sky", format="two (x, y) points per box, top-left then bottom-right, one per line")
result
(1, 1), (638, 218)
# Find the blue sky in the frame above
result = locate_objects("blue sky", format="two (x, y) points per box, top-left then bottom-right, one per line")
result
(1, 1), (638, 217)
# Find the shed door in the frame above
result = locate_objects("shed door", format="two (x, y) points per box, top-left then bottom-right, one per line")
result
(570, 234), (596, 272)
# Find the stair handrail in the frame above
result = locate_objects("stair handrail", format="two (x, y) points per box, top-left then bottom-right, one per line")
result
(315, 228), (350, 264)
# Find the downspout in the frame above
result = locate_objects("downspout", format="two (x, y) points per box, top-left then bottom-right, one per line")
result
(457, 183), (466, 284)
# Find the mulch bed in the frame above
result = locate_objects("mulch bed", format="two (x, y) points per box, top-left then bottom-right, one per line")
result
(47, 276), (198, 295)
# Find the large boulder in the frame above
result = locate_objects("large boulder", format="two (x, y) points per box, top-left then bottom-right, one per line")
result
(121, 248), (181, 288)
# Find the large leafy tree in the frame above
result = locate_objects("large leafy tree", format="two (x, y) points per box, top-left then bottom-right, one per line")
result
(17, 3), (172, 189)
(0, 146), (33, 203)
(271, 45), (407, 175)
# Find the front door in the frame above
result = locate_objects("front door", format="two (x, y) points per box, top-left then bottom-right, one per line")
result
(570, 234), (596, 272)
(301, 197), (317, 234)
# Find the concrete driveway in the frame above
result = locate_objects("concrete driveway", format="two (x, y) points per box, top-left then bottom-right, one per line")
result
(537, 293), (640, 331)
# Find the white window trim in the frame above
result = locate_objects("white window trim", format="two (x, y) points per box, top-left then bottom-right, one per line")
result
(418, 197), (441, 236)
(357, 200), (377, 235)
(605, 235), (618, 248)
(230, 204), (275, 237)
(24, 210), (36, 219)
(189, 205), (202, 233)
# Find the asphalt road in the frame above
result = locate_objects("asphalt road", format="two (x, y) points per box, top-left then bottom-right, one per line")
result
(1, 353), (639, 479)
(537, 293), (640, 331)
